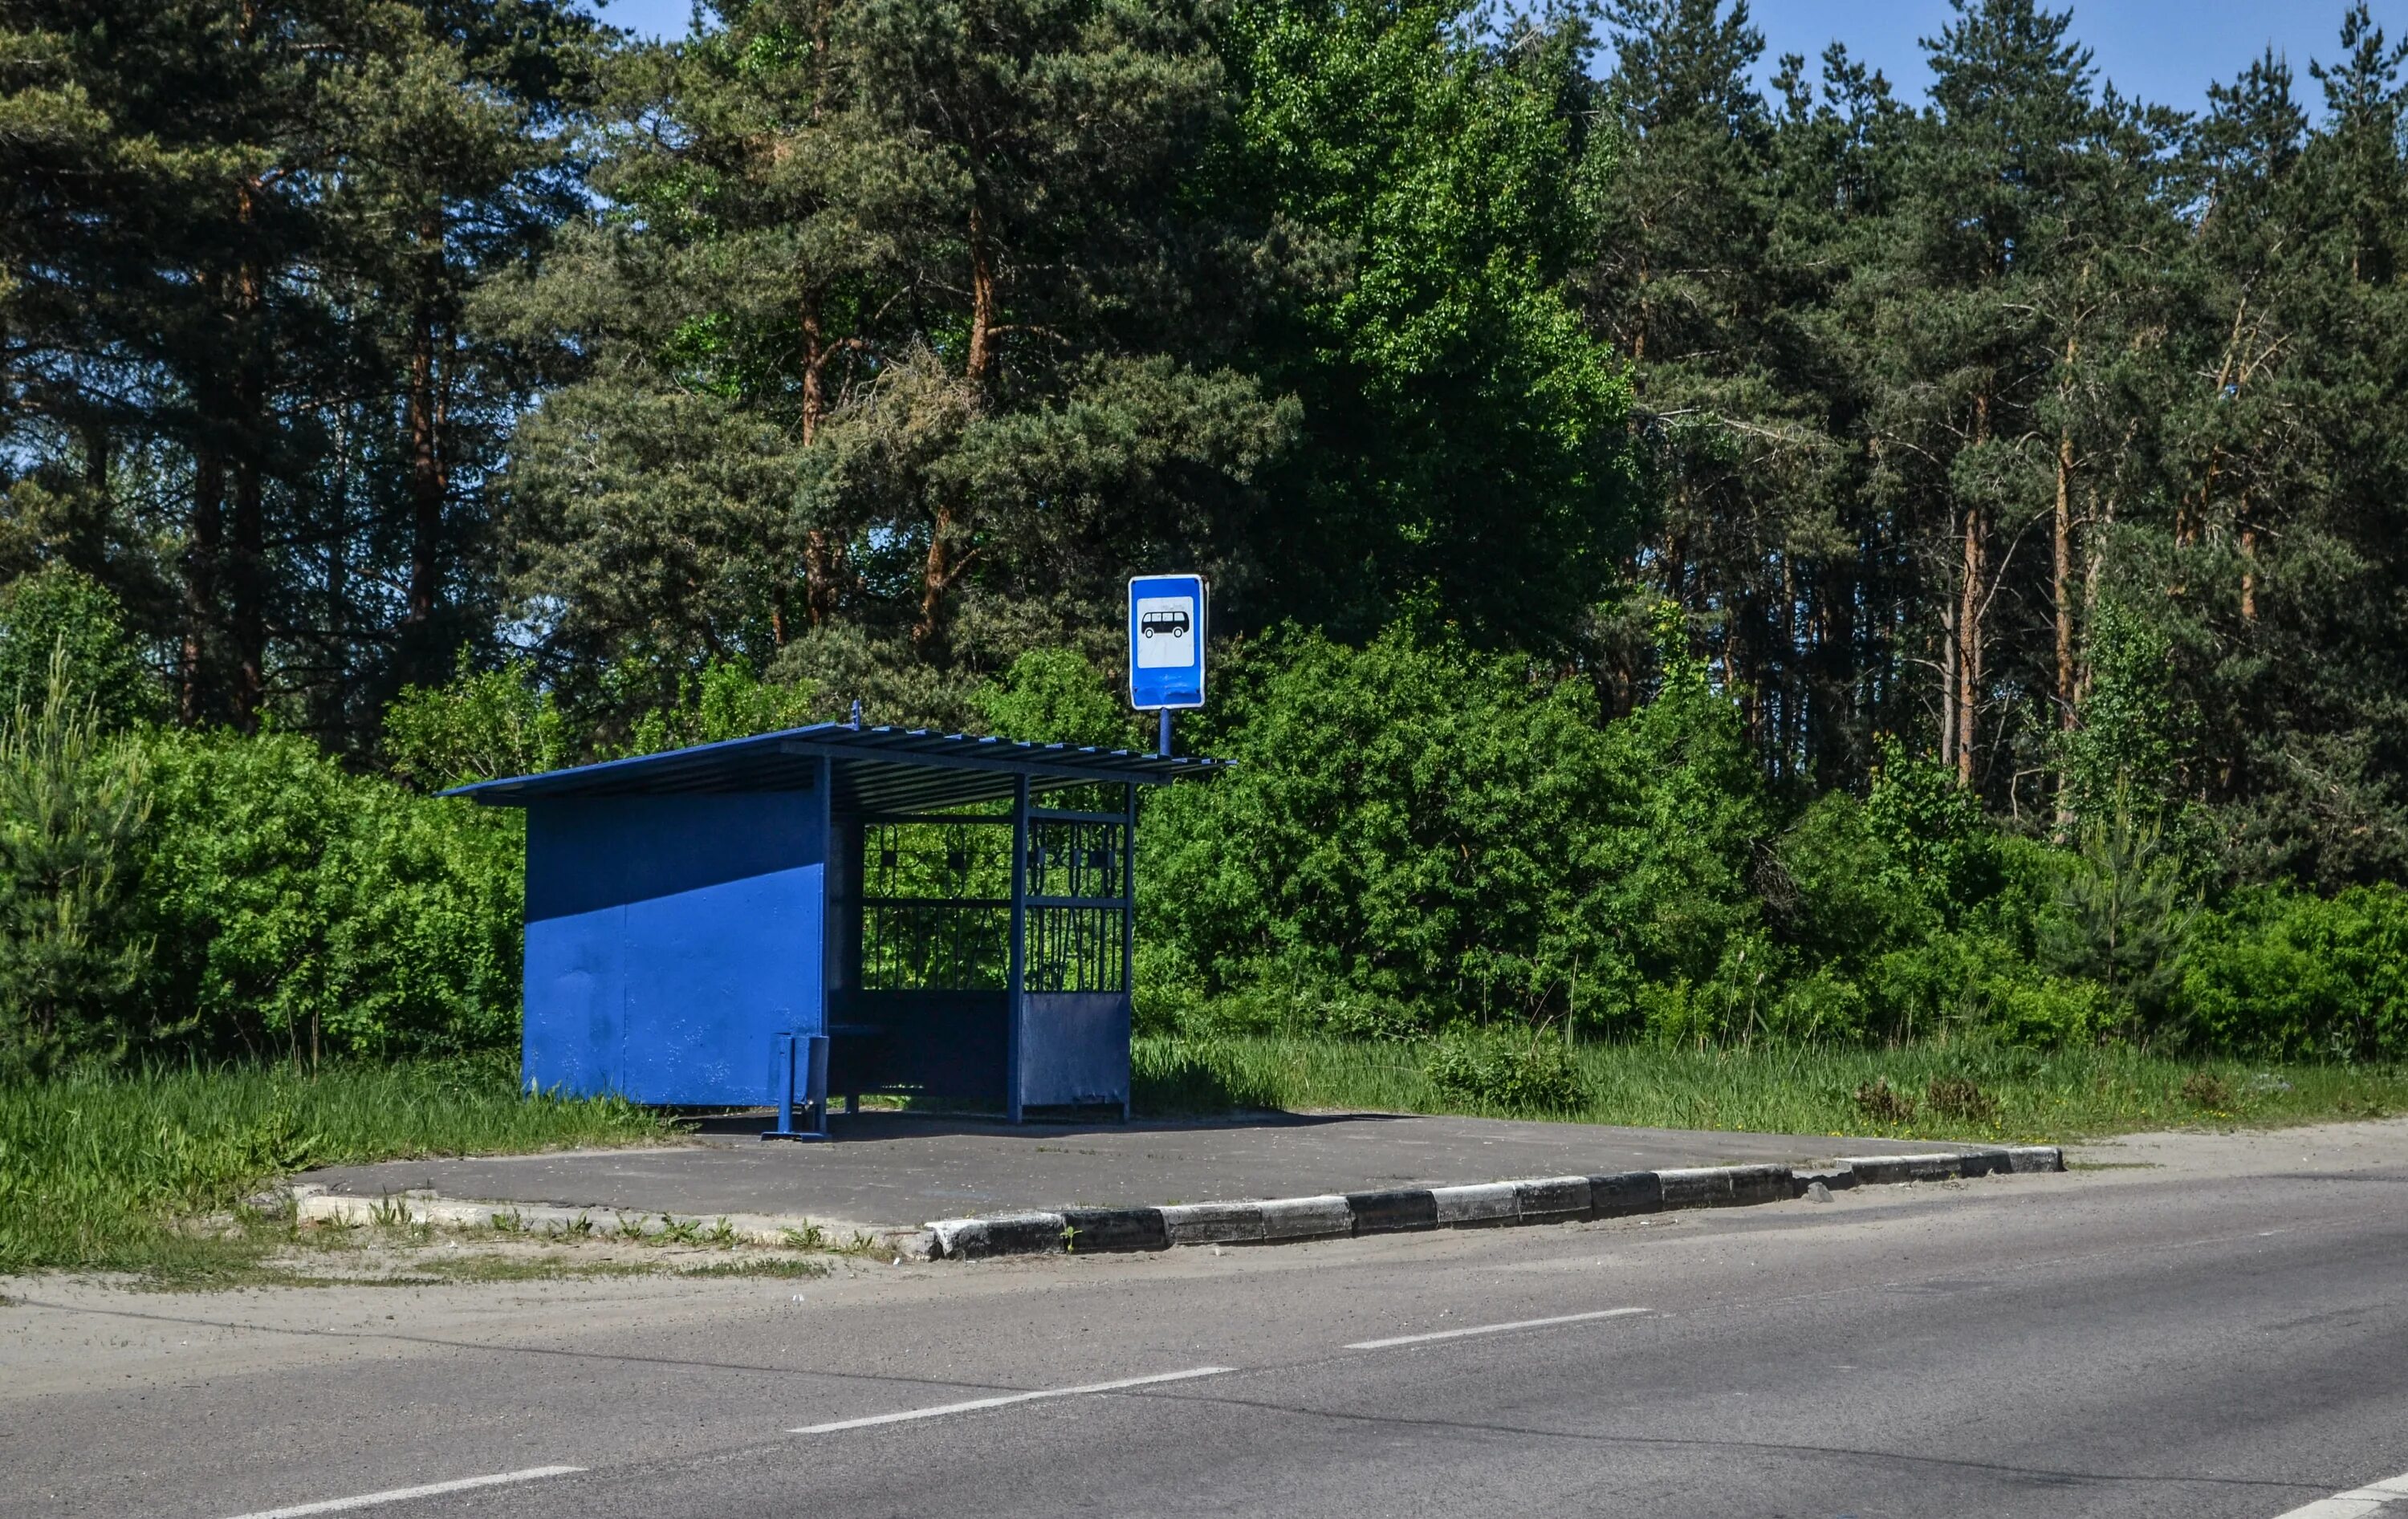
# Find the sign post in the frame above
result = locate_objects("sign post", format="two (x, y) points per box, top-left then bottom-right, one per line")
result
(1128, 573), (1206, 754)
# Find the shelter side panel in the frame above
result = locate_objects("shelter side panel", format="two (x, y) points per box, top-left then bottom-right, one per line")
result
(524, 794), (827, 1105)
(523, 902), (624, 1097)
(1018, 992), (1132, 1107)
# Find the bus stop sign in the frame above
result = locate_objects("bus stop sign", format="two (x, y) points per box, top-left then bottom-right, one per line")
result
(1129, 573), (1206, 710)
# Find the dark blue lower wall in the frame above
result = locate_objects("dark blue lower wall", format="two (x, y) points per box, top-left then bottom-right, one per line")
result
(1019, 992), (1132, 1107)
(523, 792), (824, 1105)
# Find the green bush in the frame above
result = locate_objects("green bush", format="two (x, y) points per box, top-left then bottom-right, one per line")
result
(1424, 1027), (1587, 1113)
(613, 658), (817, 757)
(2177, 885), (2408, 1059)
(0, 567), (162, 731)
(1862, 736), (2003, 928)
(1983, 975), (2115, 1049)
(138, 729), (523, 1061)
(383, 655), (570, 790)
(1141, 621), (1767, 1030)
(973, 648), (1141, 749)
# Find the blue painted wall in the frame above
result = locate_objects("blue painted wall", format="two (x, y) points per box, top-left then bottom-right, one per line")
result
(523, 792), (824, 1104)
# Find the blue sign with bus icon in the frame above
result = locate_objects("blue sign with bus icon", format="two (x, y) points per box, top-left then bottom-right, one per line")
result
(1129, 574), (1206, 710)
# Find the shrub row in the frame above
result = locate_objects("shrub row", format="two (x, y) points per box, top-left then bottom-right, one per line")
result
(2, 570), (2402, 1073)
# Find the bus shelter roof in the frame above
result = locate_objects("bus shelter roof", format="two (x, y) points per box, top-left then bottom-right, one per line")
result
(439, 722), (1226, 818)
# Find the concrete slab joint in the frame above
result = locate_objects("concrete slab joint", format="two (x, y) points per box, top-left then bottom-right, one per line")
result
(920, 1145), (2067, 1261)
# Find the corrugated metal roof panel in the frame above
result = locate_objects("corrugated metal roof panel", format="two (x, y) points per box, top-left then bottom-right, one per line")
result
(440, 722), (1226, 811)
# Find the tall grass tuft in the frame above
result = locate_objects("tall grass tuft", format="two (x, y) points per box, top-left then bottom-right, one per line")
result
(0, 1054), (669, 1275)
(1133, 1034), (2406, 1143)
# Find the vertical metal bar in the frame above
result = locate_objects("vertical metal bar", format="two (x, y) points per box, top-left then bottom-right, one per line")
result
(779, 1031), (797, 1135)
(1007, 773), (1029, 1123)
(806, 1034), (831, 1138)
(762, 1031), (797, 1140)
(1121, 780), (1138, 1120)
(1157, 707), (1170, 757)
(1121, 782), (1137, 994)
(815, 752), (832, 1043)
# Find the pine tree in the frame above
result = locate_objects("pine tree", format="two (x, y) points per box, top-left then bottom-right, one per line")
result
(498, 0), (1296, 717)
(0, 645), (152, 1076)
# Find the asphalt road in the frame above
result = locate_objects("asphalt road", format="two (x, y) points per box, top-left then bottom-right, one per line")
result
(7, 1120), (2406, 1519)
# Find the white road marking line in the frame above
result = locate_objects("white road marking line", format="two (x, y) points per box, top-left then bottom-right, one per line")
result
(1347, 1306), (1649, 1350)
(790, 1366), (1235, 1434)
(220, 1466), (585, 1519)
(2271, 1471), (2408, 1518)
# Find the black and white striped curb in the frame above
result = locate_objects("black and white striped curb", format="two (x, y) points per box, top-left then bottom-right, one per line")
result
(924, 1145), (2063, 1261)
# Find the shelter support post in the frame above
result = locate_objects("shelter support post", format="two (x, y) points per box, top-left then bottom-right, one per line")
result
(1123, 780), (1139, 1120)
(762, 1031), (830, 1141)
(1007, 774), (1030, 1124)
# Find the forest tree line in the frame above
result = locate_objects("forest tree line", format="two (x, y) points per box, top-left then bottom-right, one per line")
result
(3, 0), (2407, 1070)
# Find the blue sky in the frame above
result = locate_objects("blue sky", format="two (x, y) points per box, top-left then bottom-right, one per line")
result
(1747, 2), (2384, 115)
(588, 0), (2394, 116)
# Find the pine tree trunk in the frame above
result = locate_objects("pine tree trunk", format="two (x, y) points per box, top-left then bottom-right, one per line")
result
(230, 444), (265, 731)
(917, 197), (997, 653)
(798, 291), (843, 634)
(230, 304), (266, 726)
(1956, 502), (1982, 785)
(2054, 425), (2076, 728)
(226, 180), (268, 732)
(182, 449), (224, 725)
(2239, 517), (2259, 622)
(1955, 394), (1989, 786)
(405, 302), (442, 627)
(399, 201), (452, 689)
(1939, 591), (1957, 772)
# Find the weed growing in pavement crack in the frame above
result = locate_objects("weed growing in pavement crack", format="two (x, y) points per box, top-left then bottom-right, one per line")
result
(680, 1259), (831, 1279)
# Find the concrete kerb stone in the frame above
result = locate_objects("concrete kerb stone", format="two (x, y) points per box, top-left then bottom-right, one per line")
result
(920, 1144), (2067, 1260)
(1061, 1207), (1170, 1254)
(929, 1212), (1067, 1260)
(1588, 1171), (1666, 1218)
(1432, 1181), (1519, 1228)
(1160, 1201), (1265, 1246)
(1347, 1188), (1442, 1235)
(1834, 1145), (2065, 1187)
(1515, 1176), (1593, 1224)
(287, 1184), (933, 1257)
(1261, 1194), (1352, 1241)
(1656, 1167), (1742, 1209)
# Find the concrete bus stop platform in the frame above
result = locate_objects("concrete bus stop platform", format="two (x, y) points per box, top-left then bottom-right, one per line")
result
(295, 1111), (1982, 1235)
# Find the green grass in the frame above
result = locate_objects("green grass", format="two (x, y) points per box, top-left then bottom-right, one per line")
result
(10, 1036), (2402, 1285)
(0, 1056), (672, 1277)
(1133, 1033), (2407, 1144)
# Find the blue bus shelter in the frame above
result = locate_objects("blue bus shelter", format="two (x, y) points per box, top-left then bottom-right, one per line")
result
(445, 724), (1222, 1132)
